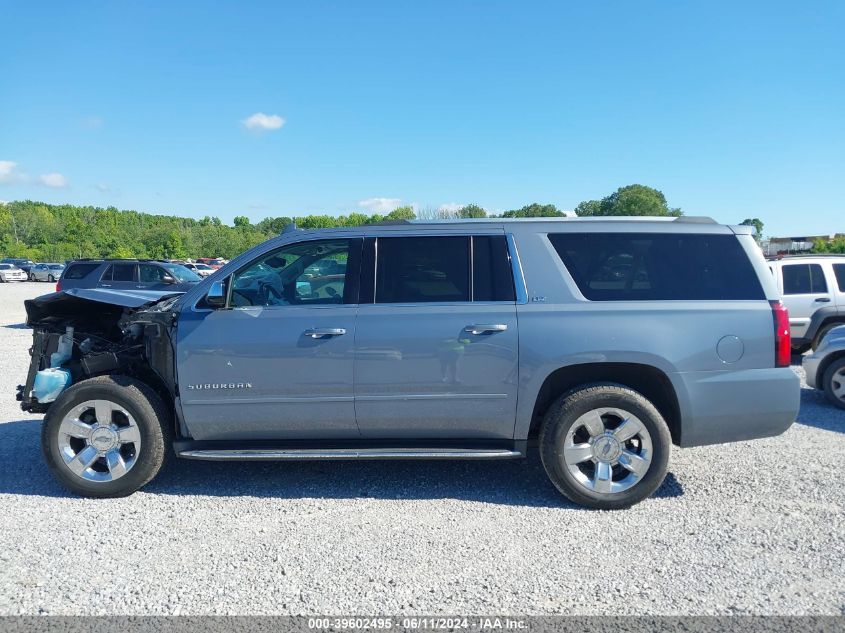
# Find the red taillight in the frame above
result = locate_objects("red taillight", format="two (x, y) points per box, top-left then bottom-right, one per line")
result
(771, 300), (791, 367)
(55, 279), (61, 292)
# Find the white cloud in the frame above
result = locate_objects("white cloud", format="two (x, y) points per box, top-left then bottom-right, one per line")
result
(0, 160), (24, 184)
(437, 202), (464, 214)
(96, 183), (110, 192)
(0, 200), (8, 205)
(358, 197), (403, 213)
(242, 112), (286, 131)
(39, 172), (69, 188)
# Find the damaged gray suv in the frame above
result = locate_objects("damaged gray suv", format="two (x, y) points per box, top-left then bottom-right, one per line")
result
(18, 217), (800, 509)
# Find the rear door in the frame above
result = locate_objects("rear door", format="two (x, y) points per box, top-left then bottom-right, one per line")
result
(97, 263), (137, 291)
(779, 262), (832, 340)
(353, 233), (519, 439)
(831, 262), (845, 309)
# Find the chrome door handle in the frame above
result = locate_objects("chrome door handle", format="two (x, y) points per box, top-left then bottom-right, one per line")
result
(464, 324), (508, 335)
(304, 328), (347, 339)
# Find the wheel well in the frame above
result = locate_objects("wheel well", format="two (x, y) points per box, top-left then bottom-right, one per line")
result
(814, 318), (845, 342)
(529, 362), (682, 445)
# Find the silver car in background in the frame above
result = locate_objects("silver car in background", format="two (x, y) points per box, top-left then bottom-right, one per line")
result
(30, 263), (65, 282)
(803, 324), (845, 409)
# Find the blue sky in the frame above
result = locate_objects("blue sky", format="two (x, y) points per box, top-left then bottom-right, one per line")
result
(1, 1), (843, 236)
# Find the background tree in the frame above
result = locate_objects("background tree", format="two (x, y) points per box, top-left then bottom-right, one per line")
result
(502, 203), (565, 218)
(458, 204), (487, 219)
(740, 218), (764, 242)
(575, 185), (681, 217)
(385, 205), (416, 221)
(573, 199), (601, 216)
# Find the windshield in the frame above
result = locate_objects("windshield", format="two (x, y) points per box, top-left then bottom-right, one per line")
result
(162, 263), (202, 282)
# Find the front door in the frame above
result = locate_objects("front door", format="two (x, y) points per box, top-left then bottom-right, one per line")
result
(354, 234), (519, 439)
(177, 238), (362, 441)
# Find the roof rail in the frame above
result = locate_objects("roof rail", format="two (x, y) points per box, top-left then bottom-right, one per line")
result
(672, 216), (717, 224)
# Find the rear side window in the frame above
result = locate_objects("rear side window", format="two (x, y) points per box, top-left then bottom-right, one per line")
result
(548, 233), (765, 301)
(63, 263), (99, 279)
(376, 237), (470, 303)
(472, 235), (515, 302)
(101, 263), (136, 282)
(833, 264), (845, 292)
(782, 263), (828, 295)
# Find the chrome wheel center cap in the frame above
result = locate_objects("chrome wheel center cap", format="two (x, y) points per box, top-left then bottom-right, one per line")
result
(90, 426), (118, 453)
(592, 434), (622, 462)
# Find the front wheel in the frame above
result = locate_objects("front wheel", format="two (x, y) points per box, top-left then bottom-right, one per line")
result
(539, 384), (671, 510)
(41, 375), (172, 497)
(48, 274), (55, 282)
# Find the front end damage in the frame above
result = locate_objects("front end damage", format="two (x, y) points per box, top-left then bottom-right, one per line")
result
(17, 289), (182, 414)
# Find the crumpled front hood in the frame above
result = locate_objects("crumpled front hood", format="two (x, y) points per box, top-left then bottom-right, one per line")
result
(25, 288), (184, 325)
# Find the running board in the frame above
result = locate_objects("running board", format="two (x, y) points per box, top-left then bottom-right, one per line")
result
(178, 447), (523, 461)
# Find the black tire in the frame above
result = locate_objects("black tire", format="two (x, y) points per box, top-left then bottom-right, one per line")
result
(812, 323), (844, 352)
(539, 383), (671, 510)
(41, 375), (172, 498)
(48, 274), (55, 282)
(822, 357), (845, 410)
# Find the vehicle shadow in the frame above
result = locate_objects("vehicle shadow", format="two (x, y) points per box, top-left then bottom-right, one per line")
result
(3, 323), (29, 329)
(0, 418), (684, 506)
(795, 386), (845, 433)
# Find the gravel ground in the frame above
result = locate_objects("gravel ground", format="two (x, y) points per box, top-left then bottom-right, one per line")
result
(0, 281), (843, 616)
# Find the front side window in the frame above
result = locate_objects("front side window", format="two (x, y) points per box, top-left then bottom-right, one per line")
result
(549, 232), (765, 301)
(139, 264), (169, 283)
(782, 263), (827, 295)
(230, 239), (354, 307)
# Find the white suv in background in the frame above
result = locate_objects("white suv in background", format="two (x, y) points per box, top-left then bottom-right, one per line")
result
(768, 255), (845, 351)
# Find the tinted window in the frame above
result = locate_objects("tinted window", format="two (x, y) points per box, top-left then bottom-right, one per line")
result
(549, 233), (765, 301)
(231, 239), (353, 307)
(834, 264), (845, 292)
(139, 264), (168, 282)
(102, 263), (135, 282)
(376, 237), (470, 303)
(782, 264), (828, 295)
(64, 263), (99, 279)
(472, 235), (515, 302)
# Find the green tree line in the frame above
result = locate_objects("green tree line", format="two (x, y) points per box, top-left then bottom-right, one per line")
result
(0, 184), (700, 261)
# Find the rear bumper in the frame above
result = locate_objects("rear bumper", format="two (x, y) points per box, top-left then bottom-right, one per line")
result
(675, 367), (800, 447)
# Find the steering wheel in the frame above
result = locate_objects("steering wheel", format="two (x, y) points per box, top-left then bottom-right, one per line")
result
(259, 281), (285, 305)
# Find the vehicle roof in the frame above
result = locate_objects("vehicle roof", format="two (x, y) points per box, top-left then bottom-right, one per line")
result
(274, 215), (750, 238)
(767, 254), (845, 262)
(68, 259), (171, 264)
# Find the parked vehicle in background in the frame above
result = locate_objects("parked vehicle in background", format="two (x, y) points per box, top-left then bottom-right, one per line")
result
(57, 259), (201, 292)
(803, 324), (845, 409)
(30, 263), (65, 282)
(20, 217), (799, 509)
(196, 257), (227, 269)
(0, 263), (28, 282)
(183, 262), (215, 277)
(1, 258), (35, 275)
(767, 255), (845, 352)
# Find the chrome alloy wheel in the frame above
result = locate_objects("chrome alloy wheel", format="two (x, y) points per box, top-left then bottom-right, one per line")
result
(831, 367), (845, 403)
(57, 400), (142, 482)
(562, 407), (653, 494)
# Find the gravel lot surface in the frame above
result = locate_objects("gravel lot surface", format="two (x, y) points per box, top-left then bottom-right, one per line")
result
(0, 281), (843, 616)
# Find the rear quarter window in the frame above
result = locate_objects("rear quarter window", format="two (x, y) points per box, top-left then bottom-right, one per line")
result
(548, 232), (765, 301)
(63, 263), (100, 279)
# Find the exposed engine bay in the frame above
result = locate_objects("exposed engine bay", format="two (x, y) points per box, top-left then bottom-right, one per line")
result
(17, 289), (183, 413)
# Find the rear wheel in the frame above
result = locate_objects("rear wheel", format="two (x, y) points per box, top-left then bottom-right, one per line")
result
(822, 358), (845, 410)
(42, 375), (172, 497)
(540, 384), (671, 510)
(48, 274), (55, 282)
